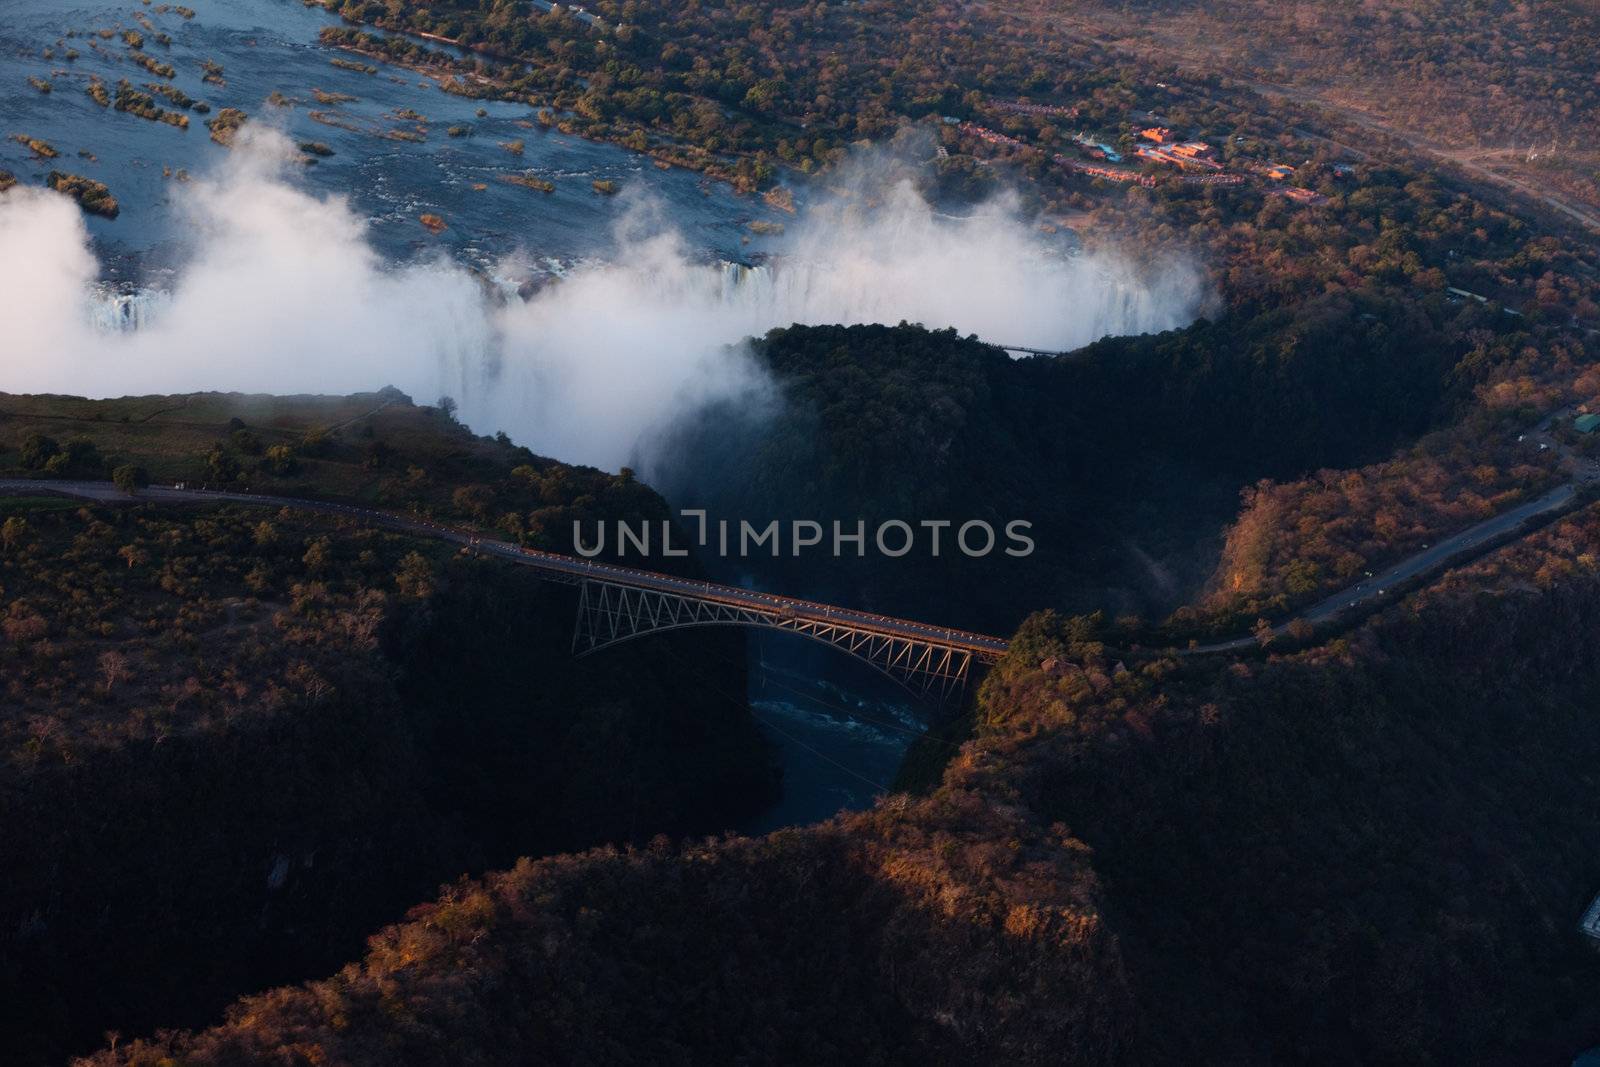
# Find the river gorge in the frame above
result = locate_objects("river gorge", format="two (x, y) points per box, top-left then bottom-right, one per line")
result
(2, 0), (1203, 834)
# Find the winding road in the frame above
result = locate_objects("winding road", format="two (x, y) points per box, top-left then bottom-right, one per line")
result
(4, 405), (1596, 667)
(1187, 482), (1581, 653)
(1186, 407), (1600, 653)
(0, 479), (1011, 660)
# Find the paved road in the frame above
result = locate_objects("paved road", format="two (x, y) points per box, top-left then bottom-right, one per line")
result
(11, 408), (1591, 666)
(0, 480), (1010, 660)
(1185, 410), (1599, 654)
(1187, 483), (1581, 653)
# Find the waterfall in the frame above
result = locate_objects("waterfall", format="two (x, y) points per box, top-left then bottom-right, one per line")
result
(709, 253), (1195, 353)
(79, 252), (1193, 362)
(718, 260), (768, 295)
(86, 287), (171, 333)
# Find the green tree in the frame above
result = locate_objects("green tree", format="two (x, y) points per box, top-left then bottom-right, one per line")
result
(1, 516), (27, 553)
(298, 428), (331, 457)
(98, 649), (131, 696)
(302, 536), (332, 577)
(58, 439), (102, 474)
(112, 465), (147, 493)
(19, 433), (59, 470)
(205, 447), (241, 483)
(452, 484), (495, 519)
(362, 440), (394, 470)
(263, 444), (299, 476)
(394, 550), (434, 600)
(1253, 617), (1276, 647)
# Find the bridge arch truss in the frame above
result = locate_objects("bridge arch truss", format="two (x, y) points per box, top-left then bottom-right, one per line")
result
(572, 578), (984, 703)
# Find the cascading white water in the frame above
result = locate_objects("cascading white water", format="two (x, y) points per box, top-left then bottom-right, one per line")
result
(68, 246), (1201, 473)
(93, 251), (1193, 355)
(86, 287), (172, 333)
(3, 130), (1208, 472)
(712, 254), (1196, 353)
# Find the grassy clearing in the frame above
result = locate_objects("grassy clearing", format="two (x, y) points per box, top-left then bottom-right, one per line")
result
(0, 496), (81, 516)
(0, 390), (540, 504)
(0, 390), (655, 563)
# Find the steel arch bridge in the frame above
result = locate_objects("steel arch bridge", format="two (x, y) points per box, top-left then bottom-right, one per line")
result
(572, 578), (1001, 703)
(0, 481), (1012, 705)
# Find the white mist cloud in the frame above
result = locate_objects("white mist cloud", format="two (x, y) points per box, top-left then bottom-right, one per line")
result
(759, 183), (1203, 349)
(0, 129), (1206, 472)
(3, 133), (490, 399)
(0, 186), (101, 359)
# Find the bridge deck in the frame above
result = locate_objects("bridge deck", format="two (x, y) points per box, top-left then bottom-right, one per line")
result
(0, 480), (1010, 661)
(996, 344), (1072, 356)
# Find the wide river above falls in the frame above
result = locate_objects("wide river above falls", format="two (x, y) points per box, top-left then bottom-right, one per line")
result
(0, 0), (787, 279)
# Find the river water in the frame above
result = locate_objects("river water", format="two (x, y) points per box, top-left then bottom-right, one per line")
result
(0, 0), (783, 279)
(0, 0), (911, 826)
(742, 648), (932, 833)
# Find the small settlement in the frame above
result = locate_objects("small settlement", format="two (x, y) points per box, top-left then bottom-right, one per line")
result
(950, 99), (1355, 207)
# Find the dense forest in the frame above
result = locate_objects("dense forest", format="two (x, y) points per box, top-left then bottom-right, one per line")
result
(971, 508), (1600, 1061)
(650, 303), (1574, 633)
(11, 0), (1600, 1060)
(0, 389), (682, 554)
(79, 502), (1600, 1065)
(0, 394), (774, 1063)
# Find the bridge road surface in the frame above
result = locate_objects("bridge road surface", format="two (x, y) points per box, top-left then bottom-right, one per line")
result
(0, 480), (1011, 662)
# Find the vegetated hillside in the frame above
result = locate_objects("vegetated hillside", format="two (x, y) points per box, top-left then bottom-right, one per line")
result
(0, 388), (669, 553)
(75, 802), (1130, 1066)
(84, 503), (1600, 1065)
(0, 393), (774, 1065)
(1180, 323), (1600, 635)
(1194, 421), (1562, 626)
(968, 513), (1600, 1062)
(649, 304), (1541, 633)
